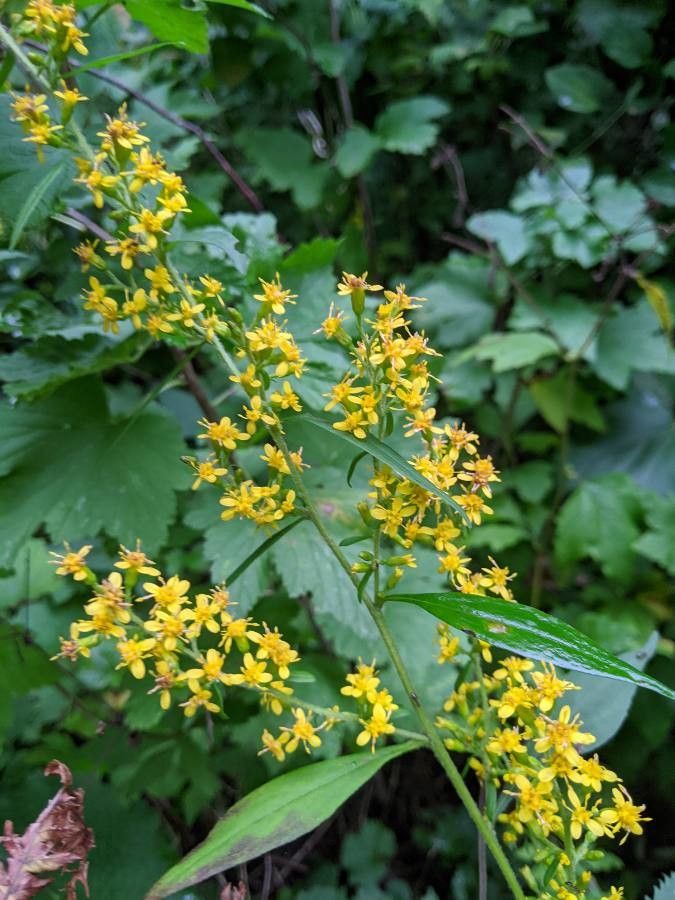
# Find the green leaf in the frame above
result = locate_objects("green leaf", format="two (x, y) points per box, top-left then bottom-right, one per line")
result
(646, 871), (675, 900)
(467, 331), (559, 373)
(566, 631), (659, 752)
(633, 496), (675, 575)
(9, 161), (66, 250)
(341, 820), (396, 886)
(335, 125), (381, 177)
(271, 519), (375, 647)
(554, 475), (641, 582)
(489, 6), (546, 37)
(123, 0), (208, 53)
(529, 370), (604, 433)
(226, 516), (304, 585)
(0, 332), (150, 401)
(385, 592), (675, 700)
(591, 175), (646, 233)
(146, 742), (420, 897)
(303, 412), (467, 520)
(205, 0), (271, 16)
(466, 210), (529, 264)
(601, 27), (652, 69)
(237, 128), (329, 208)
(0, 378), (187, 565)
(592, 301), (675, 390)
(545, 64), (612, 114)
(70, 42), (174, 74)
(374, 97), (449, 155)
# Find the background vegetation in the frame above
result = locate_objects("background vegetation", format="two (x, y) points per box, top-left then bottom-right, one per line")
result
(0, 0), (673, 897)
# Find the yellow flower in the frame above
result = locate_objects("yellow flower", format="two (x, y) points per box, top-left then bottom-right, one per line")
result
(270, 382), (302, 412)
(143, 610), (186, 652)
(459, 456), (500, 498)
(504, 773), (556, 827)
(316, 302), (346, 339)
(199, 274), (224, 298)
(116, 636), (156, 679)
(453, 490), (493, 525)
(225, 652), (274, 688)
(49, 543), (92, 581)
(534, 706), (595, 758)
(341, 661), (380, 699)
(565, 786), (614, 840)
(115, 542), (160, 577)
(167, 298), (205, 328)
(241, 396), (278, 435)
(129, 207), (173, 250)
(254, 273), (297, 315)
(122, 288), (149, 329)
(144, 264), (176, 296)
(604, 786), (651, 843)
(143, 575), (191, 612)
(148, 659), (177, 710)
(337, 272), (383, 296)
(530, 663), (578, 713)
(54, 83), (87, 109)
(281, 708), (323, 753)
(182, 593), (226, 638)
(220, 617), (259, 653)
(189, 456), (228, 490)
(97, 103), (149, 152)
(180, 686), (220, 718)
(356, 703), (395, 751)
(183, 648), (228, 688)
(127, 147), (165, 192)
(198, 416), (250, 450)
(258, 729), (290, 761)
(106, 237), (146, 271)
(486, 727), (527, 755)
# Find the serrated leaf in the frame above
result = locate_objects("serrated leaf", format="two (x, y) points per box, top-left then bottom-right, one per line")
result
(375, 96), (449, 155)
(554, 475), (641, 582)
(0, 378), (187, 565)
(335, 125), (381, 177)
(545, 63), (612, 114)
(385, 592), (675, 700)
(646, 871), (675, 900)
(468, 331), (559, 373)
(303, 412), (467, 520)
(10, 160), (67, 249)
(466, 210), (529, 264)
(123, 0), (208, 53)
(146, 742), (420, 897)
(633, 496), (675, 575)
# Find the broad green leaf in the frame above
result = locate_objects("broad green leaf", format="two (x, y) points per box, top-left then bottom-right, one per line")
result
(227, 516), (303, 585)
(335, 125), (381, 177)
(646, 871), (675, 900)
(9, 161), (66, 250)
(0, 539), (60, 610)
(529, 371), (604, 433)
(236, 128), (329, 208)
(123, 0), (208, 53)
(205, 0), (271, 16)
(414, 272), (493, 349)
(375, 96), (449, 155)
(554, 474), (641, 582)
(341, 819), (396, 887)
(184, 495), (269, 611)
(466, 210), (529, 264)
(591, 175), (646, 233)
(490, 6), (546, 37)
(592, 301), (675, 390)
(0, 378), (187, 565)
(303, 412), (467, 520)
(567, 632), (659, 752)
(0, 332), (150, 401)
(545, 64), (612, 114)
(271, 519), (375, 649)
(146, 741), (420, 897)
(602, 28), (652, 69)
(633, 496), (675, 575)
(467, 331), (559, 373)
(385, 592), (675, 700)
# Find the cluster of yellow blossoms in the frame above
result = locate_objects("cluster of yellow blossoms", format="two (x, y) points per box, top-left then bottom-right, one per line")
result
(50, 542), (401, 760)
(434, 627), (647, 899)
(10, 0), (228, 342)
(317, 273), (511, 595)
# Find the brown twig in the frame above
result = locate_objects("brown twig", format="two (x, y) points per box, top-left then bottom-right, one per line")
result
(170, 347), (219, 420)
(260, 854), (273, 900)
(326, 0), (377, 271)
(62, 206), (115, 243)
(433, 143), (469, 226)
(24, 39), (265, 213)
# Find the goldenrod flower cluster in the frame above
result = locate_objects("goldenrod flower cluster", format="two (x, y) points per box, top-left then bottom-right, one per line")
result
(51, 542), (401, 757)
(433, 628), (647, 899)
(316, 273), (511, 595)
(10, 1), (227, 342)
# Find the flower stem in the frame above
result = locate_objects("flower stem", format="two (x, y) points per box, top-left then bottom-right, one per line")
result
(268, 429), (525, 900)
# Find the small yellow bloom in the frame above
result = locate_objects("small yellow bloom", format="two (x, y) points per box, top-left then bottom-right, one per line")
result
(356, 703), (395, 751)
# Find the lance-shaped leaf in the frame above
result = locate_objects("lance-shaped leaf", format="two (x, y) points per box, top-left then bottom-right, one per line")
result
(146, 741), (421, 897)
(303, 412), (467, 520)
(386, 592), (675, 700)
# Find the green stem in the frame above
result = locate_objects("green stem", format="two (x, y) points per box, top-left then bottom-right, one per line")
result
(269, 430), (525, 900)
